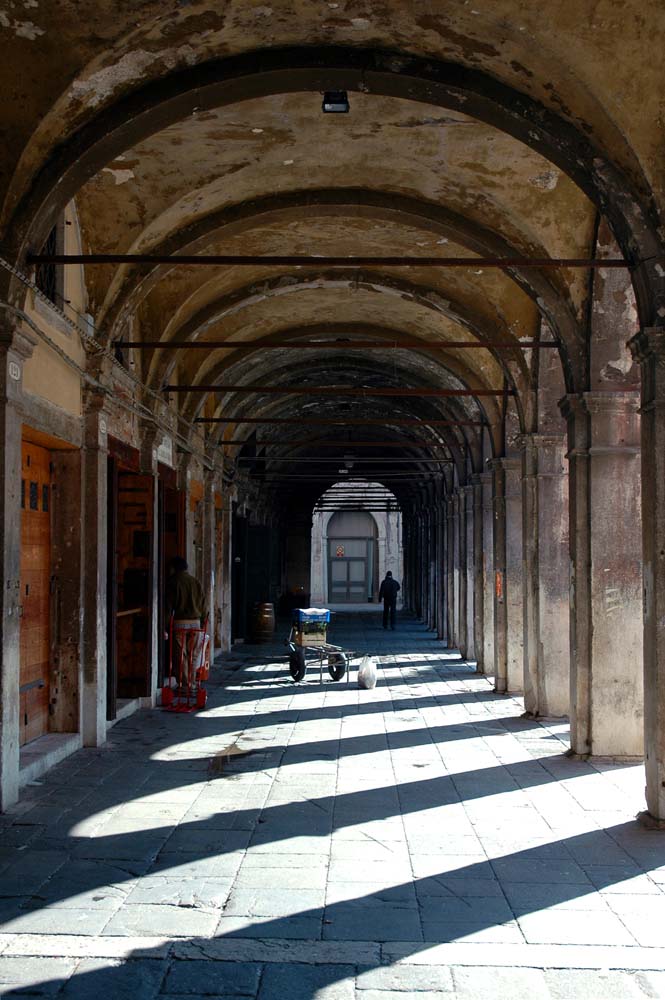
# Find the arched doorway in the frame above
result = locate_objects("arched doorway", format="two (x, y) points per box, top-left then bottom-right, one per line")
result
(327, 511), (378, 605)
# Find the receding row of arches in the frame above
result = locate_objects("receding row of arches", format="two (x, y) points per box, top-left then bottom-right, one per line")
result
(0, 14), (664, 827)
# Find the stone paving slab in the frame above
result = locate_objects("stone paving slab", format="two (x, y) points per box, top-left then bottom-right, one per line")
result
(0, 612), (664, 997)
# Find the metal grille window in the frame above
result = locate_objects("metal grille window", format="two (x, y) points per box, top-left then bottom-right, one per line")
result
(35, 226), (58, 304)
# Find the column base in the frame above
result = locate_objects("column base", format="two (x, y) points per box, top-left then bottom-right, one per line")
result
(564, 747), (643, 764)
(521, 710), (569, 722)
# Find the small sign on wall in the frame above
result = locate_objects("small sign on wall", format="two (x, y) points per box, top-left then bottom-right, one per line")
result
(495, 570), (504, 601)
(336, 544), (345, 557)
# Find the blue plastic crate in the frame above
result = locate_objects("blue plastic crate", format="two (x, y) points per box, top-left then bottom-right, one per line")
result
(292, 608), (331, 626)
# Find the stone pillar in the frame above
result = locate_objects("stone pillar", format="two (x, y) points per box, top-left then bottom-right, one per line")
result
(422, 510), (430, 624)
(435, 483), (446, 641)
(504, 459), (524, 693)
(420, 510), (427, 622)
(630, 329), (665, 819)
(471, 476), (484, 671)
(480, 471), (494, 679)
(0, 321), (36, 808)
(452, 493), (460, 647)
(201, 470), (216, 642)
(490, 460), (508, 693)
(422, 508), (431, 627)
(521, 434), (570, 718)
(81, 388), (111, 747)
(458, 489), (469, 657)
(138, 421), (160, 706)
(445, 498), (454, 647)
(428, 505), (437, 631)
(217, 491), (233, 652)
(463, 485), (475, 660)
(560, 392), (642, 756)
(492, 458), (524, 693)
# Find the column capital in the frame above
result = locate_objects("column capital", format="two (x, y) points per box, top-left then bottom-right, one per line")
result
(0, 320), (37, 362)
(582, 390), (640, 415)
(138, 417), (160, 475)
(82, 386), (112, 451)
(514, 432), (567, 450)
(558, 392), (587, 422)
(629, 326), (665, 364)
(486, 456), (520, 472)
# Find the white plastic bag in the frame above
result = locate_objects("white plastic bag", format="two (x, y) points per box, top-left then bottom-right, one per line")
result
(357, 655), (378, 690)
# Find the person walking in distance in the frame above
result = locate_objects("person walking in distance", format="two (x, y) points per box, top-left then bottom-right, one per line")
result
(379, 570), (400, 630)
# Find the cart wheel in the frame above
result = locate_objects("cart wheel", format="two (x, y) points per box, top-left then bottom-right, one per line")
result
(328, 653), (348, 681)
(289, 648), (306, 681)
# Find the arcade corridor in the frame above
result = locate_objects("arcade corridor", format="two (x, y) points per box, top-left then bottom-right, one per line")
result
(0, 615), (662, 996)
(3, 1), (665, 992)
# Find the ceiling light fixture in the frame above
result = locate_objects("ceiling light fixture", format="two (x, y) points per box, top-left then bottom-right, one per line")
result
(322, 90), (350, 113)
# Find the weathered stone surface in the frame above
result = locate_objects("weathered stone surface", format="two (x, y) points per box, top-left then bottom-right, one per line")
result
(0, 616), (663, 999)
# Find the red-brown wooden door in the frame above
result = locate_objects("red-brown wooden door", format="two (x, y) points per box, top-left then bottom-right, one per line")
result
(20, 442), (52, 746)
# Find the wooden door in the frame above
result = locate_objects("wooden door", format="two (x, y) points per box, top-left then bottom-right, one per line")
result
(158, 484), (184, 685)
(20, 442), (52, 746)
(115, 472), (153, 699)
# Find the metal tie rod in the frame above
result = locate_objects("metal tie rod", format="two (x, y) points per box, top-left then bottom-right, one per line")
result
(29, 253), (642, 269)
(118, 338), (558, 350)
(167, 385), (512, 397)
(237, 457), (452, 463)
(197, 417), (484, 426)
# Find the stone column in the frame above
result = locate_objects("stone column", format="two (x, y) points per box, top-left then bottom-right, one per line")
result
(452, 493), (460, 647)
(201, 470), (217, 642)
(413, 512), (421, 618)
(81, 387), (111, 747)
(463, 485), (475, 660)
(420, 510), (428, 622)
(429, 504), (437, 632)
(422, 508), (431, 627)
(423, 509), (430, 625)
(480, 471), (494, 679)
(435, 483), (446, 641)
(216, 491), (233, 652)
(0, 320), (37, 809)
(521, 434), (570, 718)
(504, 459), (524, 693)
(138, 421), (160, 706)
(560, 391), (642, 757)
(470, 476), (484, 671)
(445, 498), (454, 647)
(630, 329), (665, 820)
(457, 489), (468, 657)
(489, 460), (508, 693)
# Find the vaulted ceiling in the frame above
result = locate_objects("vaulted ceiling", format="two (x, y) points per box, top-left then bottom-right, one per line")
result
(2, 1), (663, 511)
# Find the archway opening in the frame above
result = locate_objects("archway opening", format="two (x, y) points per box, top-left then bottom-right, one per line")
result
(310, 481), (403, 609)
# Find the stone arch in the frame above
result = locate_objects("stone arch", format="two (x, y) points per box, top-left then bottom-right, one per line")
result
(5, 46), (663, 327)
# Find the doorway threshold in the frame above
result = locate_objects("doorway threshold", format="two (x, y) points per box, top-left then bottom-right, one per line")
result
(107, 696), (153, 730)
(327, 603), (383, 612)
(19, 733), (82, 788)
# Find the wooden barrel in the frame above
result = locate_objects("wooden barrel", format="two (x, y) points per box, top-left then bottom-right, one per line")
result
(250, 602), (275, 643)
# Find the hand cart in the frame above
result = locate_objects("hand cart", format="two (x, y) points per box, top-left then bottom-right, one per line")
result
(286, 608), (350, 684)
(162, 615), (209, 712)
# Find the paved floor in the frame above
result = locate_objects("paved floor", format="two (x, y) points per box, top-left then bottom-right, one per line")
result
(1, 613), (665, 998)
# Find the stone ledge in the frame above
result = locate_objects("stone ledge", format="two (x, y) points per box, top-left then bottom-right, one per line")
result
(18, 732), (81, 788)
